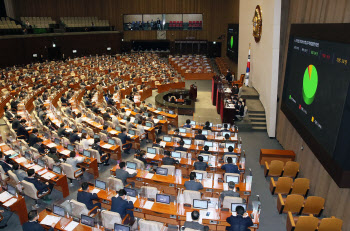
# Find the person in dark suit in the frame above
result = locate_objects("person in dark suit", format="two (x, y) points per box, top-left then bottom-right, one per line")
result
(174, 140), (187, 152)
(223, 146), (236, 161)
(221, 157), (240, 174)
(184, 172), (203, 191)
(22, 210), (55, 231)
(103, 109), (112, 121)
(57, 123), (68, 137)
(194, 129), (207, 141)
(77, 182), (101, 212)
(69, 129), (80, 144)
(162, 151), (179, 165)
(115, 162), (136, 187)
(11, 115), (22, 131)
(220, 181), (241, 201)
(184, 210), (209, 231)
(118, 128), (132, 154)
(47, 147), (61, 163)
(24, 169), (53, 199)
(0, 152), (12, 174)
(183, 119), (191, 128)
(28, 129), (43, 146)
(226, 205), (253, 231)
(92, 138), (110, 166)
(111, 189), (134, 220)
(203, 121), (211, 131)
(4, 106), (15, 121)
(17, 119), (29, 140)
(10, 98), (20, 111)
(221, 124), (230, 132)
(152, 138), (162, 148)
(194, 156), (208, 171)
(200, 145), (211, 154)
(225, 70), (233, 82)
(136, 150), (148, 166)
(60, 95), (68, 106)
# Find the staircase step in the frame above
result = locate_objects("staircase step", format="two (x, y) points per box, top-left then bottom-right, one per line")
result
(252, 126), (267, 131)
(250, 117), (266, 122)
(251, 121), (266, 127)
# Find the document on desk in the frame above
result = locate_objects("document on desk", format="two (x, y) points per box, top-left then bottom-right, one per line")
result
(153, 119), (160, 124)
(25, 126), (34, 130)
(129, 196), (137, 203)
(0, 191), (12, 203)
(40, 215), (61, 226)
(15, 157), (27, 163)
(3, 198), (17, 207)
(60, 150), (71, 156)
(109, 130), (117, 135)
(24, 163), (34, 168)
(145, 173), (154, 179)
(64, 221), (79, 231)
(120, 119), (126, 124)
(125, 168), (137, 175)
(0, 143), (5, 146)
(42, 172), (56, 180)
(146, 153), (156, 159)
(102, 144), (113, 149)
(143, 201), (154, 210)
(91, 188), (100, 194)
(183, 144), (191, 149)
(126, 111), (131, 116)
(154, 110), (160, 113)
(30, 165), (43, 172)
(4, 150), (16, 155)
(66, 128), (73, 133)
(200, 209), (216, 220)
(223, 183), (229, 191)
(47, 143), (57, 148)
(38, 169), (48, 176)
(203, 180), (212, 188)
(159, 141), (166, 148)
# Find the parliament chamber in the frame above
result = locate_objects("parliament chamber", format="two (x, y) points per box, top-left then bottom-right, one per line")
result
(0, 0), (349, 231)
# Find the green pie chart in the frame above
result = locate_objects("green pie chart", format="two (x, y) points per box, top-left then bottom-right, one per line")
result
(230, 36), (233, 49)
(302, 64), (318, 105)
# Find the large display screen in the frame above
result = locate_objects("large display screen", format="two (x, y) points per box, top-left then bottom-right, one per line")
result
(226, 24), (239, 62)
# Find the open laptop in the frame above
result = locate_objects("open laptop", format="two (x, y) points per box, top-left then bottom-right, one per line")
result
(108, 139), (116, 145)
(37, 158), (45, 168)
(231, 203), (247, 212)
(171, 151), (181, 159)
(226, 175), (240, 184)
(156, 194), (170, 204)
(53, 165), (62, 175)
(147, 147), (156, 154)
(199, 155), (209, 162)
(81, 214), (95, 227)
(83, 150), (91, 158)
(190, 120), (196, 126)
(179, 128), (186, 133)
(124, 188), (137, 197)
(202, 130), (208, 135)
(163, 136), (172, 142)
(156, 167), (168, 176)
(193, 199), (209, 209)
(67, 144), (75, 151)
(157, 107), (162, 112)
(145, 122), (153, 128)
(168, 110), (174, 114)
(53, 204), (65, 217)
(54, 138), (61, 145)
(195, 172), (203, 180)
(7, 184), (16, 195)
(204, 141), (213, 147)
(125, 161), (137, 174)
(115, 126), (122, 131)
(95, 179), (106, 190)
(183, 138), (192, 145)
(24, 151), (31, 160)
(128, 130), (135, 136)
(114, 224), (130, 231)
(93, 134), (100, 139)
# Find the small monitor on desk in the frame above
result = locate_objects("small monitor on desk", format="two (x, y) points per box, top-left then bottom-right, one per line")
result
(231, 203), (247, 212)
(202, 130), (208, 135)
(157, 107), (162, 111)
(83, 150), (91, 158)
(226, 175), (239, 184)
(114, 224), (130, 231)
(145, 122), (152, 128)
(183, 138), (192, 145)
(171, 151), (181, 158)
(148, 103), (152, 107)
(126, 161), (137, 170)
(134, 119), (138, 124)
(209, 122), (213, 127)
(179, 128), (186, 133)
(53, 204), (65, 217)
(94, 134), (100, 139)
(115, 126), (122, 131)
(37, 158), (45, 167)
(53, 165), (62, 175)
(144, 112), (149, 117)
(67, 144), (75, 151)
(225, 143), (235, 149)
(134, 108), (138, 113)
(156, 194), (170, 204)
(157, 115), (163, 120)
(24, 151), (31, 160)
(108, 139), (116, 145)
(190, 120), (196, 125)
(163, 136), (172, 142)
(204, 141), (213, 147)
(193, 199), (208, 209)
(81, 129), (87, 134)
(195, 172), (203, 180)
(54, 138), (61, 145)
(124, 188), (137, 197)
(7, 184), (16, 195)
(95, 179), (106, 190)
(123, 116), (128, 120)
(94, 117), (100, 123)
(147, 147), (156, 154)
(81, 214), (95, 227)
(156, 167), (168, 176)
(169, 110), (174, 114)
(199, 155), (209, 162)
(128, 130), (135, 136)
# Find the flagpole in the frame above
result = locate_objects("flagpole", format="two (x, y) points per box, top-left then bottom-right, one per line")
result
(244, 43), (251, 87)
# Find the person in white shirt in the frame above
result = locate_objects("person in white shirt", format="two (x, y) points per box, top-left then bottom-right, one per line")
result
(75, 112), (83, 124)
(65, 151), (85, 171)
(80, 133), (91, 150)
(136, 120), (145, 134)
(112, 112), (120, 127)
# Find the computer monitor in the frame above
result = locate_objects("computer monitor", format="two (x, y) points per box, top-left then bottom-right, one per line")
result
(195, 172), (203, 180)
(53, 204), (65, 217)
(94, 117), (100, 123)
(171, 151), (181, 158)
(145, 122), (152, 127)
(204, 141), (213, 147)
(128, 130), (135, 135)
(126, 161), (137, 170)
(67, 144), (74, 151)
(115, 126), (122, 131)
(124, 188), (137, 197)
(169, 110), (174, 114)
(83, 150), (91, 158)
(226, 175), (240, 184)
(108, 139), (116, 145)
(44, 132), (50, 139)
(95, 179), (106, 190)
(148, 103), (152, 107)
(163, 136), (172, 142)
(7, 184), (16, 195)
(147, 147), (156, 154)
(81, 214), (95, 227)
(156, 167), (168, 176)
(37, 159), (45, 167)
(134, 108), (138, 113)
(157, 107), (162, 111)
(123, 116), (127, 120)
(209, 122), (213, 127)
(144, 112), (149, 117)
(24, 151), (31, 160)
(193, 199), (209, 209)
(222, 132), (231, 137)
(53, 165), (62, 175)
(183, 139), (192, 145)
(190, 120), (196, 125)
(179, 128), (186, 133)
(114, 224), (130, 231)
(93, 134), (100, 139)
(54, 138), (61, 145)
(156, 194), (170, 204)
(81, 129), (87, 134)
(225, 156), (237, 163)
(225, 143), (235, 149)
(199, 155), (209, 162)
(202, 130), (208, 135)
(231, 203), (247, 212)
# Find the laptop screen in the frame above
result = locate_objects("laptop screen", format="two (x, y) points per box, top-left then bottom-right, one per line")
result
(169, 110), (174, 114)
(114, 224), (130, 231)
(225, 143), (235, 149)
(126, 162), (137, 170)
(199, 155), (209, 162)
(163, 136), (172, 142)
(115, 126), (121, 131)
(95, 179), (106, 190)
(93, 134), (100, 139)
(53, 165), (62, 175)
(83, 150), (91, 158)
(144, 112), (149, 117)
(24, 151), (31, 160)
(204, 141), (213, 147)
(147, 147), (156, 154)
(195, 172), (203, 180)
(37, 159), (45, 167)
(134, 119), (138, 124)
(183, 139), (192, 145)
(157, 107), (162, 111)
(145, 122), (152, 127)
(81, 129), (87, 134)
(67, 144), (74, 151)
(134, 108), (138, 113)
(209, 122), (213, 127)
(128, 130), (135, 135)
(81, 214), (95, 227)
(124, 188), (137, 197)
(226, 175), (239, 184)
(190, 121), (196, 125)
(179, 128), (186, 133)
(7, 184), (16, 195)
(157, 115), (163, 120)
(54, 138), (61, 145)
(156, 194), (170, 204)
(156, 167), (168, 176)
(53, 205), (65, 217)
(171, 151), (181, 158)
(193, 199), (208, 209)
(231, 203), (247, 212)
(108, 139), (116, 145)
(202, 130), (208, 135)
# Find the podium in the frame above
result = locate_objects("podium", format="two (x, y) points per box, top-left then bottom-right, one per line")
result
(212, 76), (219, 105)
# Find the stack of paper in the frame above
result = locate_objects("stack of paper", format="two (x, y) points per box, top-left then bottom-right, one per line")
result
(129, 196), (137, 203)
(145, 173), (154, 179)
(102, 144), (113, 149)
(159, 141), (166, 148)
(30, 165), (43, 172)
(42, 172), (56, 180)
(125, 169), (137, 175)
(38, 169), (49, 176)
(143, 201), (154, 210)
(15, 157), (27, 163)
(0, 191), (12, 203)
(61, 150), (71, 155)
(47, 143), (57, 148)
(153, 119), (159, 124)
(109, 130), (117, 135)
(203, 180), (212, 188)
(40, 215), (61, 226)
(64, 221), (79, 231)
(146, 153), (156, 159)
(4, 150), (16, 155)
(3, 198), (17, 207)
(24, 163), (34, 168)
(91, 188), (100, 194)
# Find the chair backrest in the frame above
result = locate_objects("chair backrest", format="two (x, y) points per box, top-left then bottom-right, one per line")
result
(133, 158), (145, 170)
(62, 137), (70, 147)
(61, 163), (75, 179)
(178, 151), (187, 158)
(69, 199), (89, 218)
(291, 178), (309, 196)
(154, 147), (164, 155)
(275, 177), (293, 194)
(223, 196), (243, 209)
(284, 194), (304, 213)
(8, 170), (20, 184)
(99, 132), (108, 142)
(294, 215), (319, 231)
(141, 186), (158, 199)
(192, 170), (207, 179)
(224, 173), (240, 183)
(283, 161), (299, 178)
(0, 165), (8, 181)
(269, 160), (284, 176)
(101, 210), (122, 230)
(302, 196), (325, 215)
(88, 148), (101, 163)
(160, 165), (175, 175)
(22, 180), (39, 199)
(108, 177), (124, 191)
(173, 137), (181, 143)
(112, 137), (123, 147)
(43, 156), (55, 169)
(318, 217), (343, 231)
(183, 190), (201, 205)
(139, 219), (164, 231)
(194, 140), (204, 146)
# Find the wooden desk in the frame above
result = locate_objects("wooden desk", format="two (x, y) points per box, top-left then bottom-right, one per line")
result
(259, 149), (296, 165)
(168, 131), (238, 143)
(0, 191), (27, 224)
(156, 82), (185, 93)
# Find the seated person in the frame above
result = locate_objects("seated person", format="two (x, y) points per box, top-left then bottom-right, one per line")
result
(152, 138), (162, 148)
(184, 172), (203, 191)
(11, 115), (22, 131)
(111, 189), (135, 221)
(226, 205), (253, 231)
(174, 140), (187, 152)
(223, 133), (231, 143)
(17, 119), (29, 140)
(162, 151), (179, 165)
(183, 119), (191, 128)
(77, 182), (101, 213)
(220, 181), (241, 201)
(115, 162), (137, 187)
(200, 145), (211, 154)
(183, 210), (209, 231)
(223, 146), (236, 160)
(69, 129), (80, 144)
(203, 121), (211, 131)
(136, 150), (147, 166)
(92, 138), (110, 166)
(194, 129), (207, 141)
(57, 123), (68, 137)
(13, 163), (28, 181)
(125, 117), (133, 131)
(194, 156), (208, 171)
(118, 128), (132, 154)
(221, 157), (240, 174)
(47, 147), (61, 163)
(221, 123), (230, 132)
(101, 125), (109, 135)
(0, 152), (12, 174)
(22, 210), (55, 231)
(24, 169), (53, 200)
(173, 128), (182, 138)
(65, 151), (85, 171)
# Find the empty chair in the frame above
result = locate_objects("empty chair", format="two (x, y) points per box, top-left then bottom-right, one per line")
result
(22, 180), (51, 209)
(69, 199), (99, 218)
(223, 196), (243, 209)
(101, 210), (129, 230)
(141, 186), (158, 199)
(277, 194), (304, 214)
(286, 212), (319, 231)
(265, 160), (284, 177)
(290, 178), (309, 197)
(61, 163), (83, 184)
(183, 190), (201, 205)
(88, 148), (106, 165)
(270, 177), (293, 195)
(282, 161), (300, 178)
(99, 132), (108, 142)
(108, 177), (126, 191)
(43, 155), (55, 169)
(132, 158), (145, 170)
(0, 165), (8, 182)
(7, 170), (20, 187)
(318, 216), (343, 231)
(161, 165), (175, 176)
(301, 196), (325, 216)
(138, 219), (165, 231)
(194, 139), (204, 146)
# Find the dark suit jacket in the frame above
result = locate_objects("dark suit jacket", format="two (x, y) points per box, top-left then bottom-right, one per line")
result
(57, 127), (67, 137)
(115, 169), (137, 185)
(183, 124), (191, 128)
(118, 133), (131, 144)
(194, 134), (207, 141)
(22, 221), (54, 231)
(220, 190), (241, 201)
(162, 156), (179, 165)
(69, 133), (80, 143)
(12, 119), (20, 130)
(111, 196), (134, 218)
(0, 161), (12, 173)
(226, 215), (253, 231)
(24, 177), (48, 192)
(17, 125), (29, 138)
(221, 164), (240, 174)
(77, 191), (99, 210)
(184, 221), (209, 231)
(184, 180), (203, 191)
(28, 134), (42, 146)
(194, 161), (208, 171)
(152, 143), (161, 148)
(92, 143), (103, 155)
(174, 146), (187, 152)
(5, 111), (15, 120)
